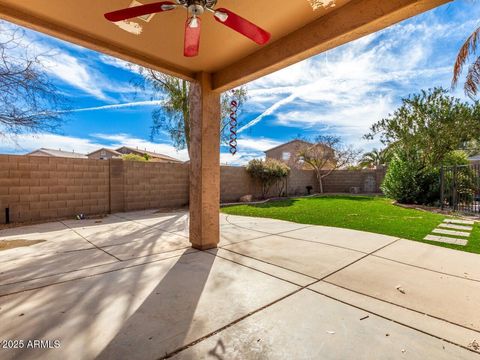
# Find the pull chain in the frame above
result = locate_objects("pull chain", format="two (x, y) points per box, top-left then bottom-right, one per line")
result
(229, 94), (238, 155)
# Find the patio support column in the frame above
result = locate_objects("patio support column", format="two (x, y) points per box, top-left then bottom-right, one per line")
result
(189, 72), (221, 250)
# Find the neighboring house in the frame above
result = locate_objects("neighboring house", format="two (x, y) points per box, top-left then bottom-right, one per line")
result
(26, 148), (87, 159)
(87, 148), (122, 160)
(468, 154), (480, 166)
(116, 146), (182, 163)
(265, 140), (335, 170)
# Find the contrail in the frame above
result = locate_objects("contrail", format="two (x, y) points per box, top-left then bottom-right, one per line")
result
(238, 78), (327, 133)
(61, 100), (165, 113)
(238, 92), (299, 133)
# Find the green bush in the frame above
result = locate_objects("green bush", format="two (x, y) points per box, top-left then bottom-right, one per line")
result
(382, 150), (473, 205)
(246, 159), (290, 199)
(122, 154), (148, 162)
(381, 152), (438, 205)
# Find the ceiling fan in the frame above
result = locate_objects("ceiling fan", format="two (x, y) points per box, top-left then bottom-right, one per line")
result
(104, 0), (271, 57)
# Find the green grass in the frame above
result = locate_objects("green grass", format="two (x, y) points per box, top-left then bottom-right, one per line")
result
(222, 195), (480, 254)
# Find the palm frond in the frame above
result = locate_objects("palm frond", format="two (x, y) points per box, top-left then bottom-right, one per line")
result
(452, 26), (480, 89)
(464, 56), (480, 98)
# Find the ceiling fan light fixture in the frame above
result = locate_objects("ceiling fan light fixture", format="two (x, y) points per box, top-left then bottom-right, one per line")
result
(213, 10), (228, 22)
(189, 17), (200, 28)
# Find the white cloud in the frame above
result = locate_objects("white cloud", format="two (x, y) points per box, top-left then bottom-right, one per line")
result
(220, 137), (281, 165)
(242, 12), (476, 150)
(98, 54), (133, 71)
(220, 151), (261, 166)
(0, 133), (106, 155)
(41, 53), (110, 100)
(237, 137), (282, 152)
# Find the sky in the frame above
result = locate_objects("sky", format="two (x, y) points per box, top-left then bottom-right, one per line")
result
(0, 1), (479, 165)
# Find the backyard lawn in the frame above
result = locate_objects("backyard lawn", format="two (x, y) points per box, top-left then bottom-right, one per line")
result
(222, 195), (480, 254)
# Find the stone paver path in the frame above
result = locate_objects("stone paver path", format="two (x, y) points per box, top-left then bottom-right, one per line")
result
(424, 218), (475, 246)
(444, 219), (475, 225)
(432, 228), (471, 237)
(424, 234), (468, 246)
(439, 223), (473, 231)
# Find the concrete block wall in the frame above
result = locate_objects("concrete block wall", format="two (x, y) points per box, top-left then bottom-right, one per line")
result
(286, 170), (318, 195)
(221, 166), (259, 202)
(0, 155), (109, 223)
(0, 155), (386, 223)
(322, 169), (385, 193)
(123, 161), (189, 211)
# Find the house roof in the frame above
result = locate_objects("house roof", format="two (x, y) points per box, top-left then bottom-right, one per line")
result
(264, 140), (313, 153)
(27, 148), (87, 159)
(87, 148), (122, 156)
(0, 0), (448, 92)
(116, 146), (182, 163)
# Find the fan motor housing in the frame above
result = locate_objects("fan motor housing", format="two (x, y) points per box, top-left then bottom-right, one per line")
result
(188, 3), (204, 16)
(179, 0), (217, 13)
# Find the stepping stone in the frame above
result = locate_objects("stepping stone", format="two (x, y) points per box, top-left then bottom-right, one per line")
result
(424, 235), (468, 246)
(432, 228), (470, 238)
(443, 219), (474, 225)
(438, 223), (473, 231)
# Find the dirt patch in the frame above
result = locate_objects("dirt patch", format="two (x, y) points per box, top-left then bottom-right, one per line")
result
(0, 239), (46, 251)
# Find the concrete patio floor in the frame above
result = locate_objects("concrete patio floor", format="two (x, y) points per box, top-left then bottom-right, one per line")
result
(0, 210), (479, 359)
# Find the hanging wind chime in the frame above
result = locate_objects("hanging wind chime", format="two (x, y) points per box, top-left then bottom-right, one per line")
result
(229, 90), (238, 156)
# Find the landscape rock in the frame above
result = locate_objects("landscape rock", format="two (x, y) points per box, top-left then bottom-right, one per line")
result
(240, 195), (253, 203)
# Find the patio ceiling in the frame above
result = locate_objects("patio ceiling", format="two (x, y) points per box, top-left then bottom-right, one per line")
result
(0, 0), (450, 91)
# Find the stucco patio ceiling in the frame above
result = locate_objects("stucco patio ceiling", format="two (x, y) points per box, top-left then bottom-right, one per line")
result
(0, 0), (450, 91)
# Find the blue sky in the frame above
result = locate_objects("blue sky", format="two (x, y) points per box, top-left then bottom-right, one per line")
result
(0, 1), (479, 165)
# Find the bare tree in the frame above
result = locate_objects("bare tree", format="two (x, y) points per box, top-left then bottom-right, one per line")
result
(297, 135), (360, 193)
(0, 23), (66, 138)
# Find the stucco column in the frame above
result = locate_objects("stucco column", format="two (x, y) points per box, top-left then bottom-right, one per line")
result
(189, 72), (221, 250)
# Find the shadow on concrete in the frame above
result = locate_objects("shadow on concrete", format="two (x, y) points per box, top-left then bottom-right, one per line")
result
(0, 212), (190, 285)
(97, 251), (215, 359)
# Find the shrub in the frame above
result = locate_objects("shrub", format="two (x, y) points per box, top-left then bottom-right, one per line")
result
(122, 154), (148, 162)
(381, 149), (440, 205)
(382, 150), (472, 205)
(246, 159), (290, 199)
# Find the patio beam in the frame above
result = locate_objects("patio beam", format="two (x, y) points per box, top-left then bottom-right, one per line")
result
(189, 72), (221, 250)
(0, 4), (195, 82)
(211, 0), (451, 92)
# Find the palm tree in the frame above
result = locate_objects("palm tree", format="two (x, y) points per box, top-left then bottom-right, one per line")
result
(359, 149), (389, 169)
(452, 26), (480, 98)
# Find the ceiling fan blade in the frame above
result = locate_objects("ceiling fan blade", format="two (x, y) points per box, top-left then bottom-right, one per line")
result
(213, 8), (271, 45)
(184, 17), (201, 57)
(105, 1), (176, 22)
